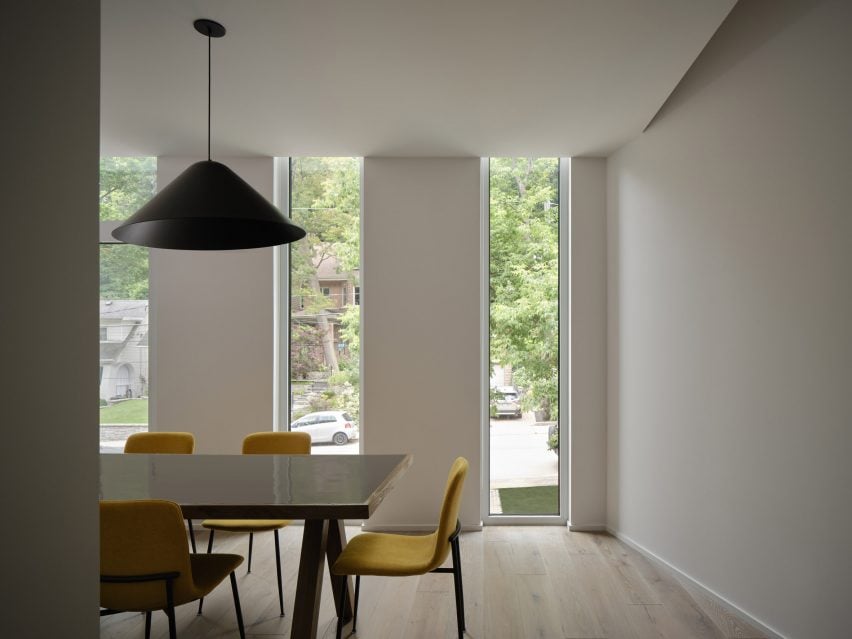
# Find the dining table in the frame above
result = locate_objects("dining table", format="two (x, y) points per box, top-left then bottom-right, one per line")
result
(100, 452), (413, 639)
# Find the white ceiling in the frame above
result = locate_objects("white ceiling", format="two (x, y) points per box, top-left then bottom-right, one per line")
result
(101, 0), (734, 158)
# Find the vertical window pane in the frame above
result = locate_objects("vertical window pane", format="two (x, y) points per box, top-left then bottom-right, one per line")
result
(489, 157), (559, 515)
(99, 245), (149, 451)
(99, 157), (155, 452)
(99, 157), (156, 221)
(289, 158), (361, 454)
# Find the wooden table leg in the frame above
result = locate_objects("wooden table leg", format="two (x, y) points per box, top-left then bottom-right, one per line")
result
(326, 519), (354, 633)
(291, 519), (329, 639)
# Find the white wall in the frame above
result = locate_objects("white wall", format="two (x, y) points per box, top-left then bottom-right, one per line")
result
(1, 2), (100, 635)
(569, 158), (607, 528)
(606, 2), (852, 638)
(362, 158), (481, 529)
(151, 157), (275, 453)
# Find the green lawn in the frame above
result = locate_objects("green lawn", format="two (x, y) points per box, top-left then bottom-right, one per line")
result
(100, 399), (148, 425)
(497, 485), (558, 515)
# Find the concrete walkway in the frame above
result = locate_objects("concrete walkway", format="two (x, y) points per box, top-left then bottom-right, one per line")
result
(488, 413), (559, 514)
(489, 413), (558, 489)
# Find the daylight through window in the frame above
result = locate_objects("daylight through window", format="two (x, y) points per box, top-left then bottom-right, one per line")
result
(288, 158), (361, 454)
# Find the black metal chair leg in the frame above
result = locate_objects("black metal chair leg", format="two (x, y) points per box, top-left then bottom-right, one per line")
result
(450, 540), (465, 638)
(144, 611), (151, 639)
(229, 572), (246, 639)
(165, 579), (177, 639)
(353, 575), (360, 632)
(456, 538), (467, 630)
(187, 518), (197, 553)
(198, 529), (215, 615)
(274, 529), (285, 616)
(165, 608), (177, 639)
(247, 532), (253, 573)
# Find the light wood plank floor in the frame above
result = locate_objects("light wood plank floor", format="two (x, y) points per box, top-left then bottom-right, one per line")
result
(100, 526), (766, 639)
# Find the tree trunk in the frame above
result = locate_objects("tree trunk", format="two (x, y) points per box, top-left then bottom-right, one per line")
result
(511, 157), (533, 199)
(308, 270), (339, 374)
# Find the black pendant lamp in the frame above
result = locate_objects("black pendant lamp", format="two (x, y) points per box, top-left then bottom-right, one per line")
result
(112, 19), (306, 250)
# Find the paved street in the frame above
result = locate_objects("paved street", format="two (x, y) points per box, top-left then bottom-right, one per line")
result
(309, 439), (359, 454)
(489, 413), (558, 489)
(100, 425), (146, 453)
(100, 425), (360, 455)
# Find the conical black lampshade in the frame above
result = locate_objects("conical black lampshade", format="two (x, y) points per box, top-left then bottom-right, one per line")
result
(111, 160), (306, 250)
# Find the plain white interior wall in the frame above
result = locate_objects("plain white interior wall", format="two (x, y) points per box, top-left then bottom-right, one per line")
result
(362, 158), (481, 529)
(606, 2), (852, 638)
(568, 158), (608, 528)
(1, 2), (100, 635)
(151, 157), (275, 453)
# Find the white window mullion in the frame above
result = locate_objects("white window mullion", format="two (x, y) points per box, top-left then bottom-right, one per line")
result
(272, 157), (291, 432)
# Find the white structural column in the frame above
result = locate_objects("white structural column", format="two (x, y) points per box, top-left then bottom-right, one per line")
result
(568, 158), (608, 529)
(2, 2), (100, 635)
(362, 158), (481, 529)
(151, 157), (275, 453)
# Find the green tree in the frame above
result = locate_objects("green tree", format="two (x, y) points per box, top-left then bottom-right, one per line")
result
(290, 323), (326, 379)
(99, 157), (156, 221)
(489, 158), (559, 420)
(99, 157), (156, 299)
(290, 158), (361, 419)
(328, 303), (361, 422)
(99, 244), (149, 299)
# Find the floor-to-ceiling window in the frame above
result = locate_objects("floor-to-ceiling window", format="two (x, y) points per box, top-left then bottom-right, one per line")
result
(286, 157), (361, 454)
(99, 157), (155, 452)
(487, 157), (563, 518)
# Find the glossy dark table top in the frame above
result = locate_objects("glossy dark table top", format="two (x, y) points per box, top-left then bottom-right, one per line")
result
(99, 453), (412, 520)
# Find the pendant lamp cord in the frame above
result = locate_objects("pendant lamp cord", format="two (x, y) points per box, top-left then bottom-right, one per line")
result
(207, 28), (212, 161)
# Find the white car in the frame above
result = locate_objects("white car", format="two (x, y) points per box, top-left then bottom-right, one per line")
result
(291, 410), (359, 445)
(492, 386), (522, 418)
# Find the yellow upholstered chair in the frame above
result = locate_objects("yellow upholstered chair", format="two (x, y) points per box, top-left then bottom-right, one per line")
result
(100, 499), (245, 639)
(124, 432), (195, 455)
(331, 456), (469, 639)
(123, 432), (199, 553)
(200, 431), (312, 617)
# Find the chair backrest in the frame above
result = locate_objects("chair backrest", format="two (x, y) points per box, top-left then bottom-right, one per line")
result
(100, 500), (195, 611)
(242, 431), (311, 455)
(427, 457), (469, 569)
(124, 432), (195, 454)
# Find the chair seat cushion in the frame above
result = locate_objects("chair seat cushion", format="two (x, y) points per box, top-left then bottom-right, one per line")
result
(188, 553), (244, 601)
(201, 519), (290, 532)
(331, 531), (441, 577)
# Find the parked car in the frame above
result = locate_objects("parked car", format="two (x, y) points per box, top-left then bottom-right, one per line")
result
(291, 410), (359, 445)
(492, 386), (522, 418)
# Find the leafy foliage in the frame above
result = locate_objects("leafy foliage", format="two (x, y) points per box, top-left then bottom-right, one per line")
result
(99, 157), (156, 221)
(99, 157), (156, 299)
(290, 158), (361, 421)
(327, 304), (361, 421)
(490, 158), (559, 420)
(100, 244), (150, 299)
(290, 323), (326, 379)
